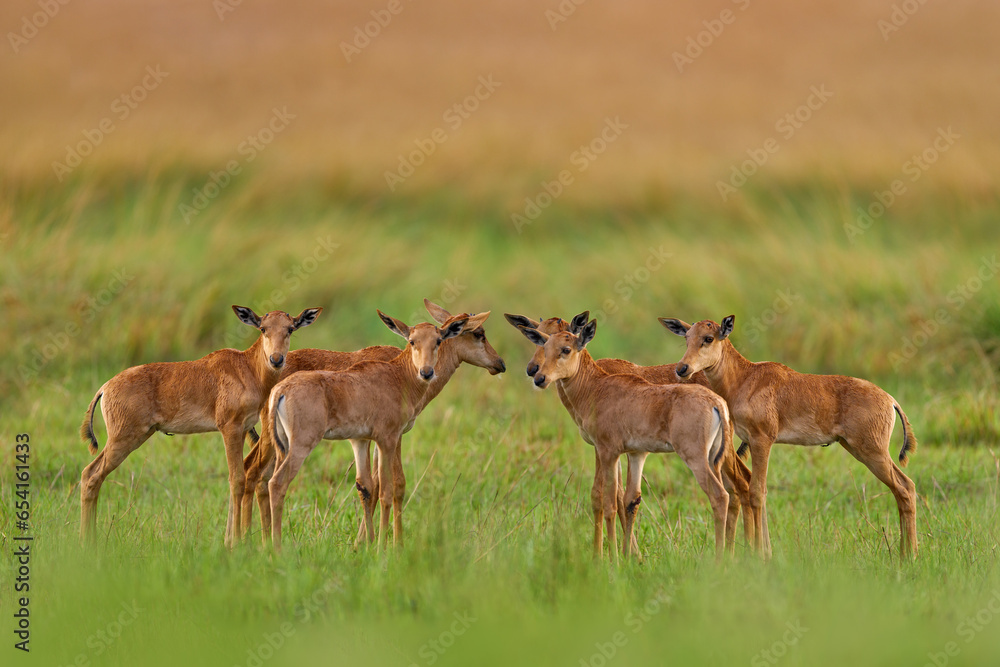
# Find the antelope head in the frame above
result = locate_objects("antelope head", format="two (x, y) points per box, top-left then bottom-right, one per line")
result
(514, 318), (597, 389)
(425, 299), (506, 375)
(659, 315), (734, 379)
(233, 305), (322, 371)
(378, 310), (467, 382)
(504, 311), (589, 378)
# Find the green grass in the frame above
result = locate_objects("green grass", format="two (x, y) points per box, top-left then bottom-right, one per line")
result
(2, 170), (1000, 665)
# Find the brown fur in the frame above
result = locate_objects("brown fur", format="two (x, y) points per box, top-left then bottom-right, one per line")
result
(516, 323), (733, 561)
(240, 302), (505, 545)
(505, 313), (754, 556)
(78, 306), (321, 547)
(240, 343), (400, 541)
(661, 315), (918, 560)
(264, 310), (504, 551)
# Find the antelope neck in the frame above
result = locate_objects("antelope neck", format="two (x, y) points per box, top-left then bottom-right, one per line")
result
(416, 337), (463, 411)
(245, 335), (282, 392)
(554, 350), (606, 420)
(701, 339), (752, 402)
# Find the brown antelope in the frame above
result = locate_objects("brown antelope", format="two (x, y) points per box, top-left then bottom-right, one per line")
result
(266, 310), (499, 550)
(79, 305), (322, 546)
(505, 312), (754, 555)
(659, 314), (918, 560)
(240, 300), (505, 544)
(515, 319), (733, 560)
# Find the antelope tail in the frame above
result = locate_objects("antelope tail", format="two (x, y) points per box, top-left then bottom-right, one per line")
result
(892, 399), (918, 467)
(709, 405), (727, 468)
(271, 393), (289, 456)
(80, 387), (105, 455)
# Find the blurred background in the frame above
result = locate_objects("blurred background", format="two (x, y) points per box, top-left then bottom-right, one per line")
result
(2, 0), (999, 195)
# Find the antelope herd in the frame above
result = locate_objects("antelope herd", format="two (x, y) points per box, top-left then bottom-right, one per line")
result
(80, 300), (918, 561)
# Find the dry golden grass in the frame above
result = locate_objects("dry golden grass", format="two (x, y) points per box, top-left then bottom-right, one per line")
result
(1, 0), (998, 199)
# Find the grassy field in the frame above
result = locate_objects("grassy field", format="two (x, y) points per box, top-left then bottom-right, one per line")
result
(3, 0), (1000, 664)
(1, 176), (1000, 666)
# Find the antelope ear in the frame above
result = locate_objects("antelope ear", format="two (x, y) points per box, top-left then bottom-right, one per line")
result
(378, 310), (410, 339)
(463, 311), (490, 331)
(517, 325), (548, 347)
(504, 313), (540, 330)
(569, 311), (590, 335)
(576, 319), (597, 349)
(441, 317), (468, 340)
(719, 315), (735, 339)
(424, 299), (452, 325)
(233, 305), (262, 328)
(658, 318), (691, 337)
(293, 308), (322, 330)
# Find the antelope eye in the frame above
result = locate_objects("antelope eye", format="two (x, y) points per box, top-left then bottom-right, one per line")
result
(474, 331), (485, 341)
(561, 347), (571, 355)
(408, 340), (414, 346)
(287, 327), (294, 335)
(704, 336), (713, 344)
(436, 339), (442, 347)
